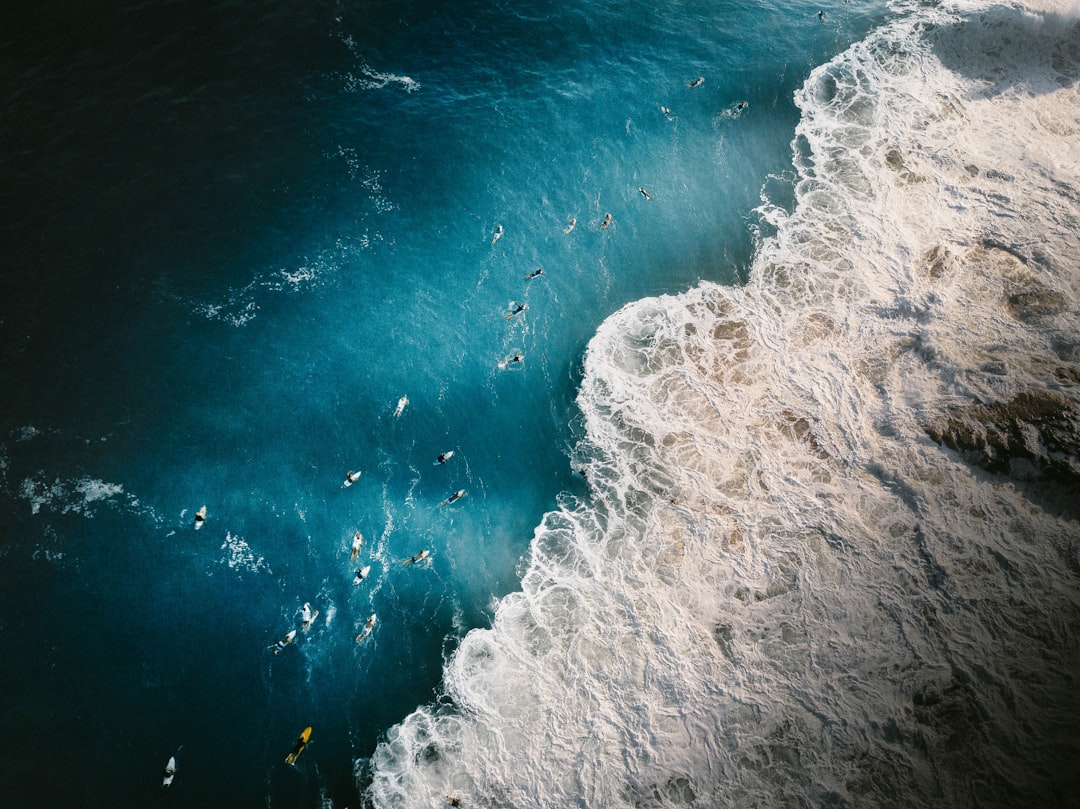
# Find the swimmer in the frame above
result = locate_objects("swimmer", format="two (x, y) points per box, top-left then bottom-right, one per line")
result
(351, 530), (363, 559)
(342, 469), (361, 488)
(504, 302), (528, 319)
(687, 76), (704, 88)
(300, 602), (318, 632)
(435, 450), (454, 465)
(524, 267), (544, 279)
(491, 224), (503, 245)
(393, 395), (408, 418)
(639, 187), (651, 200)
(268, 629), (297, 655)
(403, 549), (431, 565)
(194, 505), (207, 530)
(353, 565), (371, 585)
(818, 9), (825, 22)
(564, 217), (576, 234)
(600, 212), (612, 230)
(439, 489), (466, 507)
(356, 613), (377, 642)
(498, 353), (524, 369)
(446, 798), (463, 808)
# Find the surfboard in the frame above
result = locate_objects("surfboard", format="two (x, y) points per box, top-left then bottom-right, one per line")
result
(393, 395), (408, 417)
(355, 613), (377, 642)
(438, 490), (466, 507)
(162, 756), (176, 787)
(353, 565), (371, 585)
(301, 604), (319, 631)
(350, 531), (363, 558)
(403, 550), (430, 566)
(284, 727), (311, 766)
(194, 505), (206, 530)
(269, 629), (297, 654)
(342, 470), (361, 488)
(434, 450), (454, 465)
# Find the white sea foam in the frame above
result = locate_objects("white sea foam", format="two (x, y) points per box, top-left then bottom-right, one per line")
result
(18, 474), (125, 516)
(219, 531), (271, 575)
(367, 1), (1080, 806)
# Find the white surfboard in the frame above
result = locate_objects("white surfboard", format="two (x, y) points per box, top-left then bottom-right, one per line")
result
(162, 756), (176, 787)
(353, 565), (371, 585)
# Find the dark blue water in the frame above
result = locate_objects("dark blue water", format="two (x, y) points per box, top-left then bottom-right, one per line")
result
(0, 1), (890, 806)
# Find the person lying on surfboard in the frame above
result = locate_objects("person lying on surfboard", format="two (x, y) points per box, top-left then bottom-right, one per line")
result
(403, 549), (430, 565)
(285, 727), (311, 765)
(269, 629), (297, 654)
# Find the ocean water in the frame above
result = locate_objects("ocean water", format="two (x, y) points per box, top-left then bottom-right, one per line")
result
(2, 0), (1079, 807)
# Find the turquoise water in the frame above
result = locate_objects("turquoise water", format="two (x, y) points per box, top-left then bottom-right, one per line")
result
(0, 1), (895, 806)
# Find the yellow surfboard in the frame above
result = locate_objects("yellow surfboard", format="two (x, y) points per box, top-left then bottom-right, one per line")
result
(284, 726), (312, 766)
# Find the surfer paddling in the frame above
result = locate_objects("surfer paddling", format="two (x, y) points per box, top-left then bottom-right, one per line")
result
(564, 217), (576, 234)
(435, 450), (454, 465)
(393, 395), (408, 418)
(524, 267), (544, 279)
(162, 756), (177, 787)
(351, 530), (363, 559)
(194, 505), (207, 530)
(403, 549), (431, 565)
(356, 613), (377, 642)
(353, 565), (371, 585)
(639, 187), (651, 200)
(491, 224), (503, 245)
(504, 302), (528, 319)
(269, 629), (297, 655)
(284, 727), (311, 766)
(687, 76), (704, 88)
(300, 602), (318, 632)
(342, 469), (361, 488)
(600, 212), (612, 230)
(498, 353), (523, 369)
(439, 489), (466, 507)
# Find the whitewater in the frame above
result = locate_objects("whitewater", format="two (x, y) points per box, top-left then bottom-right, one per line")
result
(367, 0), (1080, 806)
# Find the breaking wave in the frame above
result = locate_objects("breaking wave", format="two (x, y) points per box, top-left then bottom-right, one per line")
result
(365, 1), (1080, 806)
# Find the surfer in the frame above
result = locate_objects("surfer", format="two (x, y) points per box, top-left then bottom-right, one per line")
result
(162, 756), (177, 787)
(194, 505), (207, 530)
(393, 395), (408, 418)
(300, 602), (318, 632)
(269, 629), (297, 655)
(661, 105), (672, 116)
(284, 728), (311, 766)
(356, 613), (377, 642)
(639, 187), (651, 200)
(524, 267), (544, 279)
(353, 565), (371, 585)
(436, 451), (454, 464)
(403, 549), (431, 565)
(688, 76), (704, 88)
(342, 469), (361, 488)
(446, 798), (463, 808)
(491, 224), (503, 245)
(564, 217), (576, 234)
(504, 302), (528, 319)
(498, 353), (523, 369)
(439, 489), (466, 507)
(600, 212), (612, 230)
(351, 530), (364, 559)
(818, 9), (825, 22)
